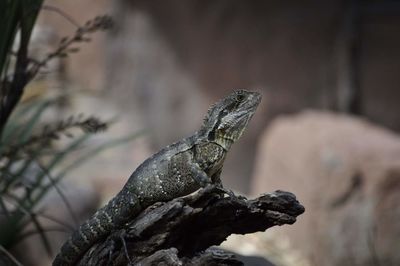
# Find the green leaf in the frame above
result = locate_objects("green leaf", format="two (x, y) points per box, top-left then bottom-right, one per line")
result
(26, 211), (53, 256)
(0, 0), (44, 79)
(1, 98), (52, 145)
(0, 146), (42, 194)
(36, 131), (144, 206)
(56, 131), (144, 179)
(34, 160), (79, 227)
(27, 134), (90, 207)
(0, 0), (20, 78)
(0, 193), (51, 256)
(0, 196), (10, 217)
(18, 100), (51, 143)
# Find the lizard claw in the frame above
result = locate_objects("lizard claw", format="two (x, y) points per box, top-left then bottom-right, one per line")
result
(119, 230), (133, 265)
(214, 186), (247, 202)
(107, 239), (116, 266)
(107, 229), (133, 265)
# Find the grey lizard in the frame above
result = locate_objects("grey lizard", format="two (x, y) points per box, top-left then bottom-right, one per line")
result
(52, 89), (261, 265)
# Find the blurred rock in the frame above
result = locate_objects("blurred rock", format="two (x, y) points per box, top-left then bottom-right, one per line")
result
(251, 111), (400, 266)
(222, 233), (310, 266)
(106, 7), (208, 146)
(35, 1), (400, 194)
(230, 251), (275, 266)
(105, 0), (340, 193)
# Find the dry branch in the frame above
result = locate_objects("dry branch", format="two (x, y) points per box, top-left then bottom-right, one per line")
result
(78, 185), (305, 265)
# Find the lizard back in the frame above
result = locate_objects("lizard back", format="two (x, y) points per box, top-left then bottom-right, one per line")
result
(53, 90), (261, 265)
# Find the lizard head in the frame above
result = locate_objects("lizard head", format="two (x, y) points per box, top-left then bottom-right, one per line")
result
(200, 89), (261, 150)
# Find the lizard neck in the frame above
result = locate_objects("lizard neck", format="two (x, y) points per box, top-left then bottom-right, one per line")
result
(214, 137), (233, 151)
(192, 130), (233, 151)
(194, 142), (227, 178)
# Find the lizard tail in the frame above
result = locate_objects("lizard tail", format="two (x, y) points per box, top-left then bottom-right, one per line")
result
(52, 190), (142, 265)
(52, 207), (115, 266)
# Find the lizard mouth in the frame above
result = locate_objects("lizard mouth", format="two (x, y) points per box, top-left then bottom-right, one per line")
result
(202, 90), (262, 149)
(226, 92), (260, 129)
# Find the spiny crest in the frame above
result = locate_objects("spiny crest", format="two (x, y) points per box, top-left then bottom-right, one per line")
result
(203, 103), (214, 123)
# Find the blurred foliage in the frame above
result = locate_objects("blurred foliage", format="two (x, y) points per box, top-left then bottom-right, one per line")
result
(0, 0), (43, 78)
(0, 1), (135, 263)
(0, 0), (44, 134)
(0, 97), (140, 256)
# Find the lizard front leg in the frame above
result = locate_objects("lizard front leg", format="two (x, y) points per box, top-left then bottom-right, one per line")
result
(191, 163), (212, 187)
(191, 165), (231, 197)
(210, 168), (245, 201)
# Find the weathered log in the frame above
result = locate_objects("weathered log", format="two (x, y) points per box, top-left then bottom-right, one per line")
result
(79, 186), (304, 265)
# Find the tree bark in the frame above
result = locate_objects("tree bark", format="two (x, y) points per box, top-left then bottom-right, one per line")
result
(78, 186), (305, 265)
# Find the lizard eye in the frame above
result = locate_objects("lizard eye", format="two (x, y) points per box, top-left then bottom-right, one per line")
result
(236, 93), (245, 102)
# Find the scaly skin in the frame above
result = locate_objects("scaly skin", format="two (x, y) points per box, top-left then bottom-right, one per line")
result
(53, 90), (261, 265)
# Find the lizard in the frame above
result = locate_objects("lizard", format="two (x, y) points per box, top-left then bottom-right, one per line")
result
(52, 89), (261, 266)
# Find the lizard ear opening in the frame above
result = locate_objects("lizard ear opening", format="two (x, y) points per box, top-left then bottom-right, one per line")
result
(207, 129), (216, 141)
